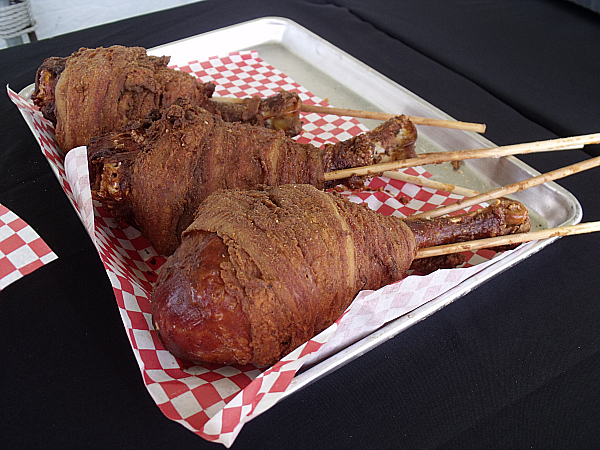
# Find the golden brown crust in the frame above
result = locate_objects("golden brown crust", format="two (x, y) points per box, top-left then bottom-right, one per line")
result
(126, 102), (325, 255)
(52, 46), (214, 151)
(175, 184), (417, 365)
(152, 231), (253, 365)
(33, 46), (306, 152)
(151, 187), (531, 366)
(89, 101), (417, 256)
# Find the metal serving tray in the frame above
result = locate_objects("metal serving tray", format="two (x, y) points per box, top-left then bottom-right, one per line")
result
(148, 17), (582, 397)
(148, 17), (582, 395)
(22, 17), (581, 400)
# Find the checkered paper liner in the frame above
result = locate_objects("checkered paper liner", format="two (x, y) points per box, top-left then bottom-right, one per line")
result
(8, 50), (520, 447)
(0, 203), (57, 291)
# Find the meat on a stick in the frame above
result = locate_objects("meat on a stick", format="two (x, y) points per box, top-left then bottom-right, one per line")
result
(152, 184), (530, 367)
(89, 100), (417, 255)
(32, 45), (303, 151)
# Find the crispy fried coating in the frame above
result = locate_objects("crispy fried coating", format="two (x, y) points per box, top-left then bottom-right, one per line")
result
(152, 184), (417, 366)
(46, 46), (215, 151)
(89, 100), (416, 255)
(32, 45), (304, 152)
(151, 186), (531, 366)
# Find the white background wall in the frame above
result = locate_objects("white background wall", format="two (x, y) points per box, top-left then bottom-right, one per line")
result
(1, 0), (205, 49)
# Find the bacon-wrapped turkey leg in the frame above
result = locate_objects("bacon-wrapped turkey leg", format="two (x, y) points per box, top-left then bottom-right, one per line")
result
(32, 45), (302, 151)
(89, 100), (417, 255)
(152, 184), (530, 366)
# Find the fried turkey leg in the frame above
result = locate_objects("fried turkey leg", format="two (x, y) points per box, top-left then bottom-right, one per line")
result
(89, 100), (417, 255)
(32, 45), (302, 151)
(152, 184), (530, 366)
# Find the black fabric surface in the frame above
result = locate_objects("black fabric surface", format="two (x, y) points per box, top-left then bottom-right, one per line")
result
(1, 1), (599, 448)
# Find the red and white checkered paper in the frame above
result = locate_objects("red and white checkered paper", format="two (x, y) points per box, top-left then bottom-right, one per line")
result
(0, 203), (57, 291)
(8, 50), (518, 446)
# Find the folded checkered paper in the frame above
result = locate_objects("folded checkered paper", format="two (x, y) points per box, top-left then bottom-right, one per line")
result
(8, 50), (523, 447)
(0, 203), (57, 291)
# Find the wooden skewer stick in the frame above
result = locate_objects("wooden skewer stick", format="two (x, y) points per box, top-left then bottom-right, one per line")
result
(323, 133), (600, 182)
(299, 104), (486, 133)
(415, 221), (600, 259)
(382, 171), (479, 197)
(211, 96), (486, 133)
(410, 155), (600, 220)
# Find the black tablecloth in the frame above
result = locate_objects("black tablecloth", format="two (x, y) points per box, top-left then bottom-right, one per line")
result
(1, 1), (599, 448)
